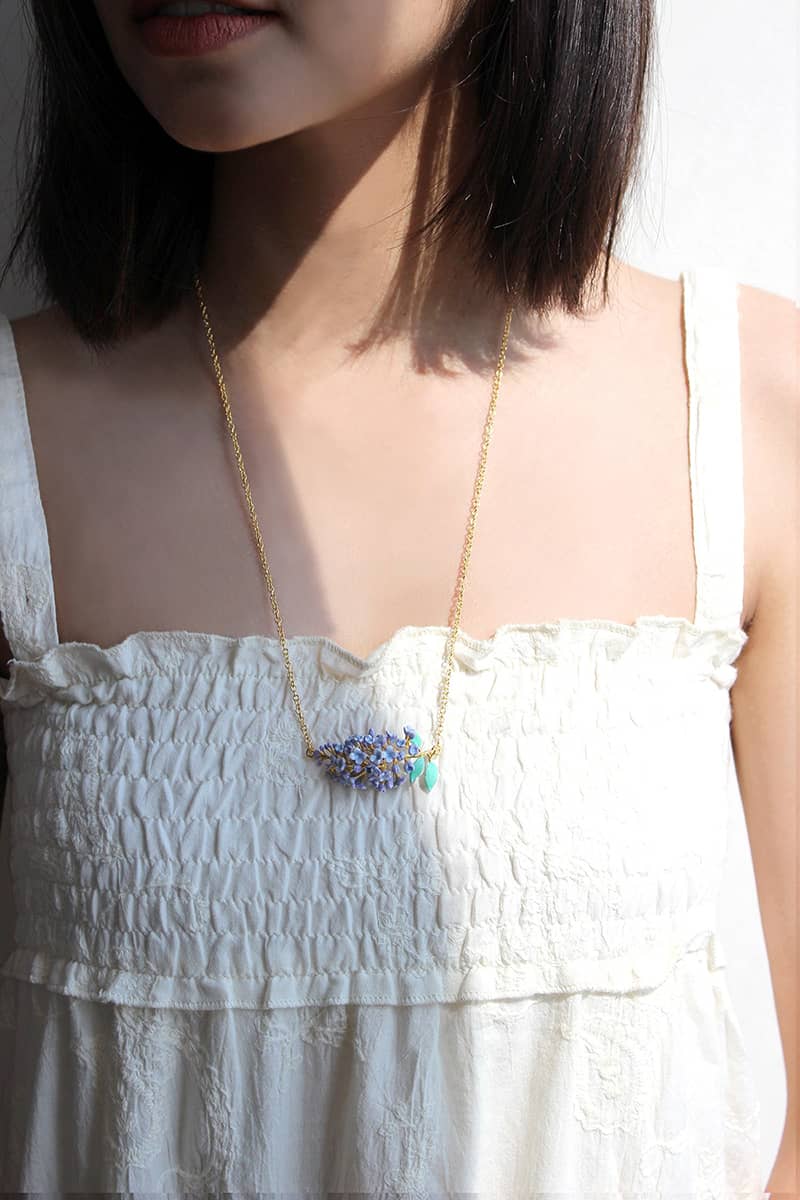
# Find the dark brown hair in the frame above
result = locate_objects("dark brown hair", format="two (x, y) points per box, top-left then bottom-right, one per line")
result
(1, 0), (655, 350)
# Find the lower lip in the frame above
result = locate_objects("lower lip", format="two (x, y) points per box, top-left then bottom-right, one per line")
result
(136, 11), (279, 57)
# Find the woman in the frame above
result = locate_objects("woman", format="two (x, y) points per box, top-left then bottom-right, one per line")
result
(0, 0), (795, 1193)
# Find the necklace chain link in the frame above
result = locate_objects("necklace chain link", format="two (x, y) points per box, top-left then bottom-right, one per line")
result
(193, 272), (515, 766)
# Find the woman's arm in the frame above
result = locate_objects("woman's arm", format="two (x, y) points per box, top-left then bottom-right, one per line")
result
(732, 283), (799, 1198)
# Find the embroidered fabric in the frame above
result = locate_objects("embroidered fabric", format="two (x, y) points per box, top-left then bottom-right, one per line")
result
(0, 267), (766, 1195)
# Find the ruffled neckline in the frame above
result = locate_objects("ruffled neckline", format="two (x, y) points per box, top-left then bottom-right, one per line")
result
(0, 615), (748, 702)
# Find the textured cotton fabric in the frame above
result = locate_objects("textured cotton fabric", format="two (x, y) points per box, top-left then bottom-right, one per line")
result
(0, 267), (767, 1196)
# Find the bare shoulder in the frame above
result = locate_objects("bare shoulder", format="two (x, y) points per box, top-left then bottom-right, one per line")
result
(0, 304), (85, 677)
(621, 266), (798, 629)
(736, 280), (799, 618)
(10, 303), (94, 373)
(578, 259), (792, 631)
(738, 278), (798, 413)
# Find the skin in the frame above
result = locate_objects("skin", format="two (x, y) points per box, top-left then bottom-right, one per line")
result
(1, 0), (798, 1188)
(94, 0), (505, 369)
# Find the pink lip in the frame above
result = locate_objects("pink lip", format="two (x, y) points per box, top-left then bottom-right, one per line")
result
(135, 10), (280, 56)
(130, 0), (278, 20)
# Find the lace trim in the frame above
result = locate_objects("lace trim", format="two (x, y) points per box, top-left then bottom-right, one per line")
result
(0, 616), (748, 705)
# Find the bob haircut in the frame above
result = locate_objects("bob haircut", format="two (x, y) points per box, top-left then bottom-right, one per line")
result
(1, 0), (655, 351)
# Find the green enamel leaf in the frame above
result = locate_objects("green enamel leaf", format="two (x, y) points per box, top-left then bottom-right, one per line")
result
(409, 756), (425, 783)
(423, 760), (439, 790)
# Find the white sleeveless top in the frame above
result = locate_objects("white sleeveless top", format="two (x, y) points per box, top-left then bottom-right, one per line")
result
(0, 267), (766, 1196)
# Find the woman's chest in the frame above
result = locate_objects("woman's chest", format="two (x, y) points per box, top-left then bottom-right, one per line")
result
(5, 279), (757, 665)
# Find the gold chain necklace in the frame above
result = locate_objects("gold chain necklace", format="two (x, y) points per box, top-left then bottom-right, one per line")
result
(193, 272), (514, 793)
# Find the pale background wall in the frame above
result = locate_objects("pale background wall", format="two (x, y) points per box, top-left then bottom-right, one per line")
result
(0, 0), (797, 1187)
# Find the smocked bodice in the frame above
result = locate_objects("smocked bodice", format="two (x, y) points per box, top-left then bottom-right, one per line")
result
(1, 614), (745, 1010)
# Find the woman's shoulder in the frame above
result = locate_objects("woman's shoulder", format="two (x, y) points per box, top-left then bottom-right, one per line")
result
(736, 276), (798, 405)
(0, 301), (117, 677)
(0, 306), (67, 677)
(735, 277), (798, 622)
(618, 261), (796, 626)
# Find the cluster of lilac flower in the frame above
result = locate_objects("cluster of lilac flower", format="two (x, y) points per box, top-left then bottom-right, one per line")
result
(311, 725), (422, 791)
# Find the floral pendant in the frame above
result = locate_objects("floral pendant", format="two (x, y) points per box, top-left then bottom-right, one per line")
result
(310, 725), (439, 792)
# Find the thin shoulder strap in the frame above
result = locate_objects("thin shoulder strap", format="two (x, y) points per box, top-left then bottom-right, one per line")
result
(682, 265), (745, 630)
(0, 312), (60, 662)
